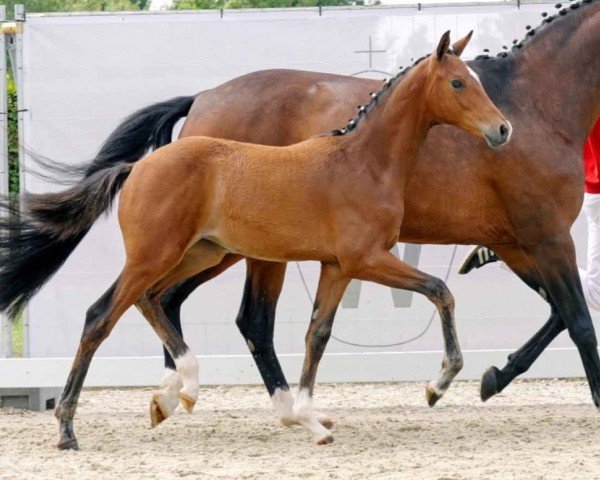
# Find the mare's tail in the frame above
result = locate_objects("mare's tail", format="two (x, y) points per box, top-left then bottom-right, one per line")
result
(31, 95), (196, 183)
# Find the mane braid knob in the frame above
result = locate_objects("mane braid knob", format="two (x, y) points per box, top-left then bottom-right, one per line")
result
(559, 8), (567, 14)
(554, 2), (562, 7)
(483, 48), (490, 52)
(542, 11), (548, 17)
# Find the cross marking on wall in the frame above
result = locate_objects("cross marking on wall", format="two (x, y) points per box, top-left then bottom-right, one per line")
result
(354, 35), (386, 69)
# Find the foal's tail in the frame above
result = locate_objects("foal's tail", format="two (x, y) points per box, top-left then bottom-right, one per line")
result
(0, 94), (197, 318)
(0, 162), (133, 318)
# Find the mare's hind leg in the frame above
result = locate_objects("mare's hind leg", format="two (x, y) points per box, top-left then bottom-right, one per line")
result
(293, 263), (350, 444)
(152, 254), (243, 426)
(142, 240), (227, 426)
(55, 255), (184, 449)
(525, 234), (600, 408)
(478, 244), (566, 401)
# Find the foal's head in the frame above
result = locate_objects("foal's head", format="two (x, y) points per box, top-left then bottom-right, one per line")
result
(424, 32), (512, 149)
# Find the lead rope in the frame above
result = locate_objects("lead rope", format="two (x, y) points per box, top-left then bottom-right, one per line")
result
(294, 244), (458, 348)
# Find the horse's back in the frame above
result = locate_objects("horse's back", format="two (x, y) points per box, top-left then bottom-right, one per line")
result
(181, 69), (379, 145)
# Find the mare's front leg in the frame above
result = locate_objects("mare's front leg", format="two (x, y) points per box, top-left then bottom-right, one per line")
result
(150, 254), (243, 427)
(292, 263), (350, 444)
(341, 249), (463, 406)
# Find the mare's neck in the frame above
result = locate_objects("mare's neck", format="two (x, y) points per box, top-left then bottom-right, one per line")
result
(515, 5), (600, 145)
(339, 64), (432, 184)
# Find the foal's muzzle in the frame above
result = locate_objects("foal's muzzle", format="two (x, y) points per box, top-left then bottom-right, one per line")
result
(483, 121), (512, 149)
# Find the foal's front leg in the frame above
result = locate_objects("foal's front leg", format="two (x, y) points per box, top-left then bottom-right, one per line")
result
(293, 263), (350, 444)
(342, 249), (463, 406)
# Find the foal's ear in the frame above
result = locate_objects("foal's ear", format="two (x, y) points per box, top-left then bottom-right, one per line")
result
(436, 31), (452, 61)
(451, 31), (473, 57)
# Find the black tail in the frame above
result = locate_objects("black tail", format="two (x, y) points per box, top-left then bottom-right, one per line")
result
(0, 94), (196, 318)
(0, 163), (133, 318)
(28, 95), (196, 184)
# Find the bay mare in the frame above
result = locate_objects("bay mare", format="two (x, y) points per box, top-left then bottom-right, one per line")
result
(0, 34), (511, 448)
(122, 2), (599, 425)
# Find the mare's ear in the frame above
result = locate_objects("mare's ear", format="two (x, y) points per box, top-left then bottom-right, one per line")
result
(436, 31), (452, 61)
(452, 31), (473, 57)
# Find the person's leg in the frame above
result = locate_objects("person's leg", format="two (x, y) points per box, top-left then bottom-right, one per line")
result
(578, 193), (600, 311)
(458, 245), (499, 274)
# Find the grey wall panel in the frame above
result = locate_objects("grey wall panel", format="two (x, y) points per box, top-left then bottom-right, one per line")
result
(21, 4), (589, 360)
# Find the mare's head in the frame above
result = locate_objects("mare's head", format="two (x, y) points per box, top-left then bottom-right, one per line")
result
(424, 31), (512, 149)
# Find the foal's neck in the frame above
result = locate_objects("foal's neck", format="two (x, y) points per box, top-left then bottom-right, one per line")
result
(338, 62), (432, 184)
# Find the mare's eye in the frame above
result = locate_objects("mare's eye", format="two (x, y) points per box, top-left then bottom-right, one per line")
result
(451, 79), (464, 89)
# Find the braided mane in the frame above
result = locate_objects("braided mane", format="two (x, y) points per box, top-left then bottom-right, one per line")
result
(331, 0), (598, 136)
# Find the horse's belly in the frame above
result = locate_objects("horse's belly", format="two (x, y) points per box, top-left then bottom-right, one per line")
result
(205, 221), (335, 263)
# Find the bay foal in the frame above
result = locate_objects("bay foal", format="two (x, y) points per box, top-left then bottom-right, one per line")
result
(0, 32), (510, 448)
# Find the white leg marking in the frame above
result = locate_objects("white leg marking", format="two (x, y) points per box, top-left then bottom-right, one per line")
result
(151, 368), (183, 422)
(174, 350), (199, 411)
(271, 388), (296, 426)
(271, 388), (333, 428)
(293, 388), (332, 444)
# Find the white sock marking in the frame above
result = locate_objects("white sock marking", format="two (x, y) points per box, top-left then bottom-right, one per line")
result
(152, 368), (183, 418)
(293, 388), (332, 443)
(271, 388), (295, 423)
(174, 350), (199, 400)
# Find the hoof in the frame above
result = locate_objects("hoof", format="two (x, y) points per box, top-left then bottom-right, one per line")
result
(57, 437), (79, 451)
(179, 393), (197, 413)
(480, 366), (501, 402)
(314, 434), (334, 445)
(280, 416), (295, 428)
(150, 398), (168, 428)
(425, 384), (442, 407)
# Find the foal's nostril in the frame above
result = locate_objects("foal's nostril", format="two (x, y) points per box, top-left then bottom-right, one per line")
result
(499, 124), (509, 139)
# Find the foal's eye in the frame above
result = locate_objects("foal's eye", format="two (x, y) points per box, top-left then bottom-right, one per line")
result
(451, 79), (464, 90)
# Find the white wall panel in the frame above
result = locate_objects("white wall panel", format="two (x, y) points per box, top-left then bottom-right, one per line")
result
(20, 4), (591, 375)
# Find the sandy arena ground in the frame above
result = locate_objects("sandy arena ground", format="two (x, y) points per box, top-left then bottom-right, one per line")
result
(1, 379), (599, 480)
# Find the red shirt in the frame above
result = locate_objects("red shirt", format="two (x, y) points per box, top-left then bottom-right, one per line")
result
(585, 119), (600, 194)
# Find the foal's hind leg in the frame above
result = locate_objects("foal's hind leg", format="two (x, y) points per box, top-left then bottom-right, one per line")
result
(141, 241), (227, 426)
(293, 263), (350, 444)
(156, 254), (243, 422)
(55, 257), (180, 449)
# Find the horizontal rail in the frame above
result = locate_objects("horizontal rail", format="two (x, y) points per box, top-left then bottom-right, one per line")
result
(0, 348), (586, 388)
